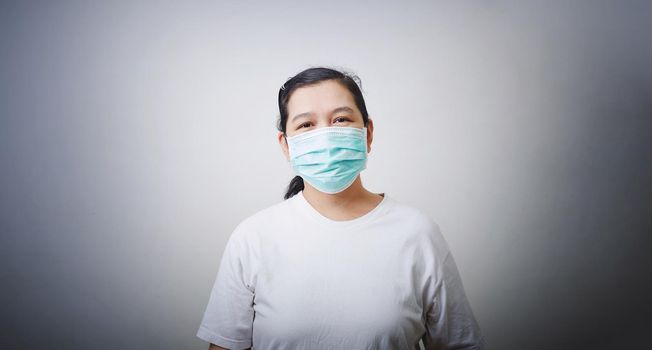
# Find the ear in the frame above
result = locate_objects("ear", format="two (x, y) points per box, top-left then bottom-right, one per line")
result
(278, 132), (290, 162)
(366, 118), (374, 153)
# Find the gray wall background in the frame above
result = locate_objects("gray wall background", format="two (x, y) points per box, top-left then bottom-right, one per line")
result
(1, 1), (651, 349)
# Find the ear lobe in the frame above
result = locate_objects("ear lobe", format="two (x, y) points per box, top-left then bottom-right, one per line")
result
(278, 132), (290, 161)
(365, 118), (374, 153)
(277, 132), (288, 159)
(366, 130), (373, 153)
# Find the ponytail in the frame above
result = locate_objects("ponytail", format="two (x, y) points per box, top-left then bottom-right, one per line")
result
(284, 175), (304, 199)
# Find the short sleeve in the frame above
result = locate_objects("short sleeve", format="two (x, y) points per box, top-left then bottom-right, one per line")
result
(196, 222), (255, 349)
(423, 251), (486, 350)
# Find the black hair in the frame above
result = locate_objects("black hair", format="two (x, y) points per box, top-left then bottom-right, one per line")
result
(277, 66), (370, 200)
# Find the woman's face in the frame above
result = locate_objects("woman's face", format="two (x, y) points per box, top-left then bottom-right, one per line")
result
(278, 79), (374, 161)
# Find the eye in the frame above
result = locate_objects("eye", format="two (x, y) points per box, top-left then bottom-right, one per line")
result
(334, 116), (351, 123)
(297, 122), (312, 129)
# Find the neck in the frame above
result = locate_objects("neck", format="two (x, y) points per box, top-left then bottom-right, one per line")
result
(302, 176), (372, 208)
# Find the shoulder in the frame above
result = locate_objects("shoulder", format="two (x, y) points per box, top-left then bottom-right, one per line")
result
(386, 197), (451, 258)
(386, 197), (441, 234)
(228, 197), (292, 241)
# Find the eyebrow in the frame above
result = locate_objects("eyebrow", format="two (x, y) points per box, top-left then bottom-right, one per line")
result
(290, 106), (355, 123)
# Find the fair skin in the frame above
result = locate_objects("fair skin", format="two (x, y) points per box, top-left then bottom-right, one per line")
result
(207, 79), (383, 350)
(209, 345), (242, 350)
(208, 345), (246, 350)
(279, 79), (384, 220)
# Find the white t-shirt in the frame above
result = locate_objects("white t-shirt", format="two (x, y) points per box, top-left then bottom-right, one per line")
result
(197, 190), (485, 350)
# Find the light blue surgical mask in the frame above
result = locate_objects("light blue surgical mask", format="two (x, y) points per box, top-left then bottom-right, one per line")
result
(286, 126), (368, 194)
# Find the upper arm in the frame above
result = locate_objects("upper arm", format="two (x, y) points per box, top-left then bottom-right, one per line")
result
(423, 252), (485, 350)
(196, 223), (256, 349)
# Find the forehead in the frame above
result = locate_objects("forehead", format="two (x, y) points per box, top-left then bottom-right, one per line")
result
(287, 80), (356, 114)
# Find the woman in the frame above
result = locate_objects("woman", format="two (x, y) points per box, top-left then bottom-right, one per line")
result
(197, 67), (485, 349)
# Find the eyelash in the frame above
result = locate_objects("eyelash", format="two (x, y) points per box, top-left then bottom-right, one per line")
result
(298, 117), (350, 129)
